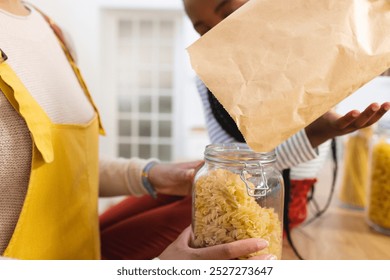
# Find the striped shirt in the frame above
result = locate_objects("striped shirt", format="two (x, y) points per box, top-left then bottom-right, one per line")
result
(196, 78), (330, 179)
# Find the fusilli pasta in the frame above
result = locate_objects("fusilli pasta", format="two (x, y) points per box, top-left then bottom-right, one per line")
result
(368, 140), (390, 229)
(193, 169), (282, 259)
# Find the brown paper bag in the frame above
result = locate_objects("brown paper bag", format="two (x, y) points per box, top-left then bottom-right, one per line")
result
(187, 0), (390, 152)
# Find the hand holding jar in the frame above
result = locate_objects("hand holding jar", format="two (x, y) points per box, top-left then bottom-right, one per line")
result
(191, 144), (284, 259)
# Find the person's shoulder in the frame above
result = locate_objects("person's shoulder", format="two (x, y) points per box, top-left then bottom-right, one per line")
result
(28, 4), (78, 62)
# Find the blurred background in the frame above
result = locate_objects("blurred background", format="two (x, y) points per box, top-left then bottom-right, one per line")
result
(29, 0), (389, 163)
(30, 0), (208, 163)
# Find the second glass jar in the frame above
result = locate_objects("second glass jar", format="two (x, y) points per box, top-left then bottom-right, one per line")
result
(191, 143), (284, 259)
(366, 120), (390, 235)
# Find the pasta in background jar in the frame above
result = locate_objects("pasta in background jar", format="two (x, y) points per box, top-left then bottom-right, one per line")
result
(339, 127), (372, 209)
(192, 143), (284, 259)
(367, 120), (390, 235)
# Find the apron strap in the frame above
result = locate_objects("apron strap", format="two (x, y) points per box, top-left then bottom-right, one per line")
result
(0, 48), (8, 63)
(0, 4), (105, 161)
(30, 3), (106, 135)
(0, 59), (54, 163)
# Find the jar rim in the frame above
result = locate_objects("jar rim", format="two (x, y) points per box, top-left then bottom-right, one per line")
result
(204, 143), (276, 164)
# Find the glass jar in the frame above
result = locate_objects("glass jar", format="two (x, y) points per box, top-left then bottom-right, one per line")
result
(339, 127), (372, 209)
(366, 120), (390, 235)
(191, 143), (284, 259)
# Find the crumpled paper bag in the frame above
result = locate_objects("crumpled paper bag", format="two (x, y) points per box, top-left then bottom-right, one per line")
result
(187, 0), (390, 152)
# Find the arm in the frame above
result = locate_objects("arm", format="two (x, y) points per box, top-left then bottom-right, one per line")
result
(99, 157), (202, 197)
(148, 160), (203, 196)
(158, 226), (276, 260)
(274, 130), (320, 171)
(196, 78), (389, 169)
(305, 103), (390, 148)
(276, 102), (389, 170)
(99, 156), (154, 197)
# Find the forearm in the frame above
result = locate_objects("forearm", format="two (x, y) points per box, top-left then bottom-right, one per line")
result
(275, 130), (319, 170)
(99, 156), (158, 197)
(304, 121), (333, 148)
(290, 141), (331, 179)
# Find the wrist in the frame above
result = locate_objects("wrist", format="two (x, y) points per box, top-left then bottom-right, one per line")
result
(141, 161), (158, 198)
(305, 125), (331, 148)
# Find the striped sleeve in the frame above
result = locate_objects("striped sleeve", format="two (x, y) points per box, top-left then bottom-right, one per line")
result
(275, 130), (319, 170)
(290, 140), (331, 179)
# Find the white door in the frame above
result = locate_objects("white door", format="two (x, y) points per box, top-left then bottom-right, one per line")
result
(101, 9), (185, 161)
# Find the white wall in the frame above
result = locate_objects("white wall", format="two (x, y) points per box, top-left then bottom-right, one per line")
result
(336, 77), (390, 121)
(29, 0), (208, 160)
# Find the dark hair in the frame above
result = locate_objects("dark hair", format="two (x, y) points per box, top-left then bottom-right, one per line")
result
(381, 69), (390, 76)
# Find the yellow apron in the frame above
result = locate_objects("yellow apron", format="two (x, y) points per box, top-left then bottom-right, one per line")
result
(0, 13), (104, 259)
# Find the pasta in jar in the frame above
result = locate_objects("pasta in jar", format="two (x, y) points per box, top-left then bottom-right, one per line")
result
(192, 144), (284, 259)
(339, 127), (372, 209)
(367, 121), (390, 235)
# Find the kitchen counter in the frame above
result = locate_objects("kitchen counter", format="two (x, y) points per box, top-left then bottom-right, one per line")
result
(282, 157), (390, 260)
(282, 205), (390, 259)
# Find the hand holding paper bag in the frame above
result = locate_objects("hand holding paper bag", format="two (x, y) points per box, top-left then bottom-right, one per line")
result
(188, 0), (390, 152)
